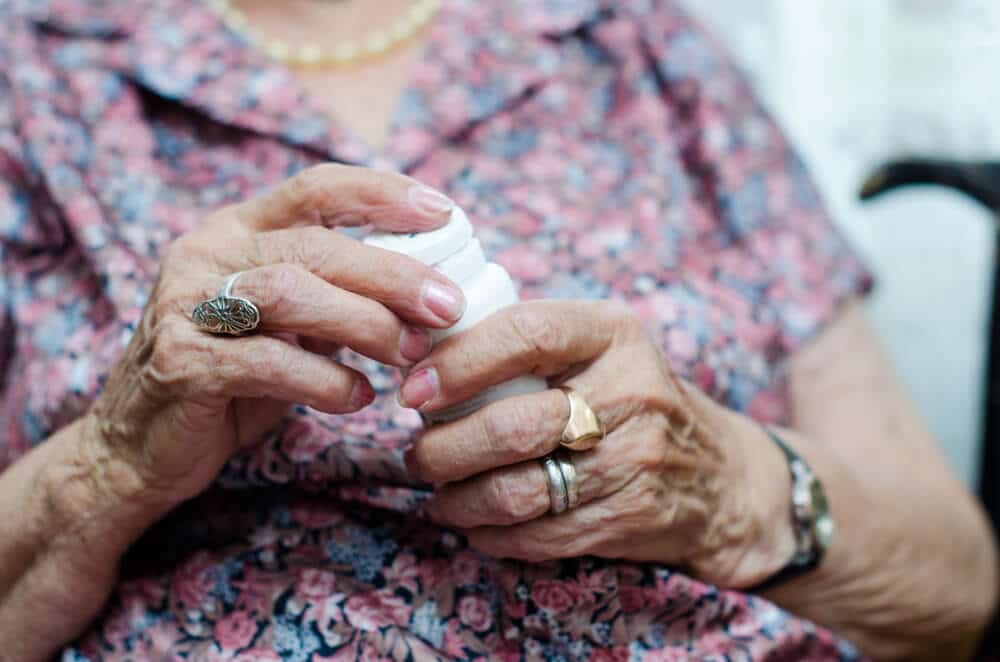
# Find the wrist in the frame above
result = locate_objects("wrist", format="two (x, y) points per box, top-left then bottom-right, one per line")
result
(37, 415), (176, 561)
(674, 384), (797, 588)
(0, 416), (171, 660)
(733, 416), (801, 587)
(691, 403), (798, 588)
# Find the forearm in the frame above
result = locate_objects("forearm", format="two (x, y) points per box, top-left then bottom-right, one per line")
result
(732, 412), (997, 660)
(722, 303), (999, 660)
(0, 416), (173, 660)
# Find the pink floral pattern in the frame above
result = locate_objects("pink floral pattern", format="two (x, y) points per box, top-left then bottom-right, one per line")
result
(0, 0), (871, 659)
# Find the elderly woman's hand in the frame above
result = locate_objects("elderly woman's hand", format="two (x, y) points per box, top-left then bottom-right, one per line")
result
(403, 300), (793, 588)
(87, 164), (465, 507)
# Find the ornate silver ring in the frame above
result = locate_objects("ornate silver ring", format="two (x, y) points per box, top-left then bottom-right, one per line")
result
(192, 272), (261, 336)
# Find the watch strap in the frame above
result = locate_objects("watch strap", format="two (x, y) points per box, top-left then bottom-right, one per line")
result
(749, 428), (828, 592)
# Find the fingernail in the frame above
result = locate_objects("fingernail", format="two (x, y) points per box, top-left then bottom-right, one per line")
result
(350, 379), (376, 409)
(422, 280), (465, 323)
(399, 325), (432, 363)
(408, 185), (454, 215)
(398, 367), (439, 409)
(403, 446), (420, 480)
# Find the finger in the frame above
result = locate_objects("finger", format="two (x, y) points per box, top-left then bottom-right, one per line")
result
(409, 390), (567, 484)
(155, 322), (376, 414)
(235, 227), (465, 328)
(195, 265), (432, 367)
(425, 424), (647, 529)
(425, 461), (550, 527)
(299, 337), (341, 357)
(463, 504), (620, 564)
(210, 334), (375, 414)
(423, 410), (659, 528)
(398, 301), (628, 411)
(237, 163), (455, 233)
(411, 382), (637, 484)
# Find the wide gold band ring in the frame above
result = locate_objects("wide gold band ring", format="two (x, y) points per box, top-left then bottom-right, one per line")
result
(558, 386), (605, 452)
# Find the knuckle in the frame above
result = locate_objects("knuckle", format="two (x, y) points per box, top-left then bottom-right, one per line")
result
(489, 471), (542, 522)
(249, 232), (268, 268)
(146, 277), (188, 326)
(244, 341), (289, 382)
(345, 305), (396, 350)
(482, 400), (545, 459)
(508, 307), (564, 359)
(381, 252), (423, 286)
(618, 476), (667, 525)
(356, 170), (396, 207)
(144, 323), (202, 392)
(259, 227), (330, 273)
(151, 294), (183, 328)
(288, 166), (323, 203)
(254, 264), (308, 317)
(630, 431), (669, 473)
(368, 253), (430, 309)
(410, 443), (441, 482)
(299, 226), (335, 269)
(299, 224), (331, 247)
(285, 168), (332, 223)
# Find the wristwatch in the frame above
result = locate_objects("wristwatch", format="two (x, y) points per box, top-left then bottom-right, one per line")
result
(751, 428), (835, 592)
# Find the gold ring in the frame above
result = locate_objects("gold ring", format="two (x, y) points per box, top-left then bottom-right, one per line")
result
(558, 386), (605, 451)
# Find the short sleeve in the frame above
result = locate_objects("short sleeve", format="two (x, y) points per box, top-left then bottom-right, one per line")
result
(0, 65), (24, 393)
(0, 11), (58, 462)
(633, 0), (873, 354)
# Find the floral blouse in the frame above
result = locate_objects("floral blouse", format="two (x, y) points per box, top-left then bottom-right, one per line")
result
(0, 0), (873, 659)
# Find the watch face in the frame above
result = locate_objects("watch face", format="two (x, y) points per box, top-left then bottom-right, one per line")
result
(810, 480), (835, 550)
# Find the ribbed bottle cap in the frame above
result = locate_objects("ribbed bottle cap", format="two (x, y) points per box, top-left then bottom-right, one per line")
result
(363, 206), (473, 266)
(435, 238), (487, 284)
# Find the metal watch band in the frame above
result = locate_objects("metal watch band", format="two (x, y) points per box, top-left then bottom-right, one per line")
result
(750, 427), (832, 592)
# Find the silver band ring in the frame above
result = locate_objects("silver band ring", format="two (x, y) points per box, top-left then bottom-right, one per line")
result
(192, 271), (261, 336)
(220, 272), (241, 299)
(554, 452), (580, 510)
(539, 455), (569, 514)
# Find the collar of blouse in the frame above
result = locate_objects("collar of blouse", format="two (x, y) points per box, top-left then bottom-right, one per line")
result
(26, 0), (608, 169)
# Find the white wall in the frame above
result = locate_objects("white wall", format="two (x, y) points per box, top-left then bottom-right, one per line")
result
(681, 0), (1000, 486)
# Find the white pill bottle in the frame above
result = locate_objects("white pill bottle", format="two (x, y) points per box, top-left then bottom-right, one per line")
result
(365, 207), (547, 423)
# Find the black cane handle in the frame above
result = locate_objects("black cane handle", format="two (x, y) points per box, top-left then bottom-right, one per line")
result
(860, 158), (1000, 214)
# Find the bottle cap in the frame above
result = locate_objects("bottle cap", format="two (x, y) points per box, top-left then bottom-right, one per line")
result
(363, 206), (474, 266)
(435, 238), (487, 284)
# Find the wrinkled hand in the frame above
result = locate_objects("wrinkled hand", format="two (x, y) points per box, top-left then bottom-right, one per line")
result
(89, 164), (466, 508)
(403, 301), (791, 588)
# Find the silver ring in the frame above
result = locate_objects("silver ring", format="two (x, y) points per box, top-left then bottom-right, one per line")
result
(220, 272), (241, 299)
(539, 455), (568, 514)
(192, 271), (261, 336)
(554, 452), (580, 510)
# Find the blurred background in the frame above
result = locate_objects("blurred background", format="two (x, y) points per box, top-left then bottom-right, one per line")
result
(680, 0), (1000, 488)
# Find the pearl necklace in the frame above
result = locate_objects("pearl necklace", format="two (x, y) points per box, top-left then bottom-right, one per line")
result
(207, 0), (443, 67)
